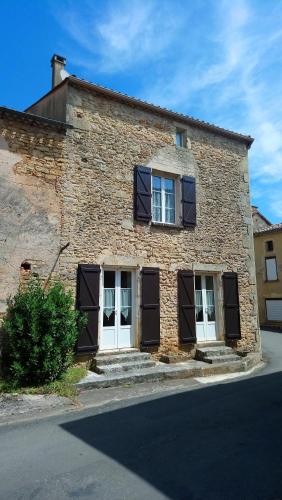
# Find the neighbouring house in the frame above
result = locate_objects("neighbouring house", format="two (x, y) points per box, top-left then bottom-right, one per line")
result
(253, 212), (282, 328)
(0, 54), (260, 361)
(252, 206), (272, 232)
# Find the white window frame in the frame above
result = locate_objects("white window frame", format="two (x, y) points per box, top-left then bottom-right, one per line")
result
(265, 257), (278, 281)
(152, 175), (176, 225)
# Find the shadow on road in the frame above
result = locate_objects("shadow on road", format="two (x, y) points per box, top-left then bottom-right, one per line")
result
(62, 371), (282, 500)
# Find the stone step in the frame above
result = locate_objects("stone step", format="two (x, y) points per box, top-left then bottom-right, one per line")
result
(76, 358), (249, 390)
(96, 348), (139, 357)
(196, 341), (225, 348)
(94, 352), (151, 366)
(95, 359), (156, 374)
(195, 346), (234, 359)
(201, 354), (241, 365)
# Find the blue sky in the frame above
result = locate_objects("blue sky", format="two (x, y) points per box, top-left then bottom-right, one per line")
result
(1, 0), (282, 223)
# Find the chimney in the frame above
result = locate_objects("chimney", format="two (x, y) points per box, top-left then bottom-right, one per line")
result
(51, 54), (67, 88)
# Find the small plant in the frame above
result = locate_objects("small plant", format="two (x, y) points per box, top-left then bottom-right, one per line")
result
(1, 278), (86, 387)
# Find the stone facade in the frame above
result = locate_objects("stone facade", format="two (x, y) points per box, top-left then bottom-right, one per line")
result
(0, 75), (261, 357)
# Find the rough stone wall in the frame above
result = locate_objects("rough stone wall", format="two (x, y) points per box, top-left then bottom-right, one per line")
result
(58, 84), (260, 355)
(0, 117), (65, 315)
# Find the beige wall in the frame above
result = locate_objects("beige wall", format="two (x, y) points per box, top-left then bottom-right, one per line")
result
(0, 117), (65, 314)
(254, 231), (282, 327)
(57, 83), (259, 355)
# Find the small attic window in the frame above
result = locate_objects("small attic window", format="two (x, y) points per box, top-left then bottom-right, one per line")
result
(21, 262), (31, 271)
(266, 240), (274, 252)
(176, 129), (186, 148)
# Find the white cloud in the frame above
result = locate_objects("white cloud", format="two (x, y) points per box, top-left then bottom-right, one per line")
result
(55, 0), (282, 220)
(57, 0), (184, 73)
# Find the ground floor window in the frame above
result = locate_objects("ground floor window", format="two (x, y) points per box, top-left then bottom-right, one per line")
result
(266, 299), (282, 321)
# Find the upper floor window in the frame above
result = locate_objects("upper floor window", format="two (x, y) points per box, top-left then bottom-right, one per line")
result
(176, 129), (185, 148)
(152, 175), (175, 224)
(265, 257), (278, 281)
(266, 240), (274, 252)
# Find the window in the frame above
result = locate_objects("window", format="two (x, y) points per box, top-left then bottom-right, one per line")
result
(176, 130), (185, 148)
(266, 299), (282, 321)
(265, 257), (278, 281)
(266, 240), (274, 252)
(152, 175), (175, 224)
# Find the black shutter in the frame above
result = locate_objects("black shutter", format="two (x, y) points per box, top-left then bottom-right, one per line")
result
(178, 270), (196, 343)
(222, 272), (241, 340)
(76, 264), (101, 353)
(134, 165), (152, 222)
(141, 267), (160, 347)
(182, 176), (196, 227)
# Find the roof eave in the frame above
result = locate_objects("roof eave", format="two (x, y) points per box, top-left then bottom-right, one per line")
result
(68, 76), (254, 147)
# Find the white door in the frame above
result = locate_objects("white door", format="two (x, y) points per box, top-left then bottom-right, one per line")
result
(195, 275), (217, 342)
(100, 270), (134, 350)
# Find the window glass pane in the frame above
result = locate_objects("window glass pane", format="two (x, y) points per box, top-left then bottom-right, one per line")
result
(104, 271), (115, 288)
(152, 176), (161, 190)
(266, 258), (278, 281)
(195, 290), (203, 322)
(176, 131), (183, 147)
(165, 193), (175, 209)
(121, 271), (131, 289)
(103, 288), (115, 327)
(165, 208), (175, 224)
(153, 206), (162, 222)
(153, 190), (161, 207)
(205, 276), (214, 290)
(266, 240), (274, 252)
(195, 276), (202, 290)
(121, 307), (132, 326)
(206, 290), (215, 321)
(164, 178), (174, 193)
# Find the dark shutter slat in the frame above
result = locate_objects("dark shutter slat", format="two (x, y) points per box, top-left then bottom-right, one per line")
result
(141, 267), (160, 347)
(76, 264), (101, 353)
(182, 176), (196, 227)
(222, 272), (241, 340)
(178, 270), (196, 343)
(134, 165), (152, 222)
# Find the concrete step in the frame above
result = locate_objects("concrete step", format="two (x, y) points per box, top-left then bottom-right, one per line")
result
(76, 358), (249, 390)
(201, 354), (241, 365)
(95, 359), (156, 374)
(94, 352), (151, 366)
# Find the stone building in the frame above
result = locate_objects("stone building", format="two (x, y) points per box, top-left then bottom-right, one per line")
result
(253, 214), (282, 328)
(0, 55), (260, 360)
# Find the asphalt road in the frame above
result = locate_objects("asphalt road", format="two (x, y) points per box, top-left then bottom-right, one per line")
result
(0, 329), (282, 500)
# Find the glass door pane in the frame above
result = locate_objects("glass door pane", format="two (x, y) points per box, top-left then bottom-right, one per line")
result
(103, 271), (115, 327)
(195, 275), (203, 322)
(205, 276), (215, 322)
(120, 271), (132, 326)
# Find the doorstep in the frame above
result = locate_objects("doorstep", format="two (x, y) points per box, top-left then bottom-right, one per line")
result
(76, 353), (261, 390)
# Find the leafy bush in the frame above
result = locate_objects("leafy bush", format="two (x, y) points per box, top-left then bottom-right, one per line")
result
(1, 279), (86, 387)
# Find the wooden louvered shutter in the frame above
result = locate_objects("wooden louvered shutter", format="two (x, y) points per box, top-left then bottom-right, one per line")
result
(134, 165), (152, 222)
(182, 176), (196, 227)
(178, 270), (197, 343)
(76, 264), (101, 353)
(141, 267), (160, 347)
(222, 272), (241, 340)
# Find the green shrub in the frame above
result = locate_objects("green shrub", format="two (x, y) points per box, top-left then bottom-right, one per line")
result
(1, 279), (86, 387)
